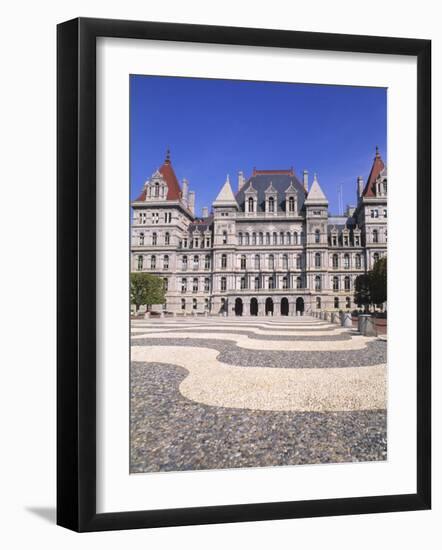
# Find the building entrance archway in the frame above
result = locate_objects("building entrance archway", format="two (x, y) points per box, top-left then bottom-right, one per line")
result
(296, 297), (304, 315)
(281, 297), (289, 316)
(235, 298), (243, 316)
(265, 297), (274, 316)
(250, 297), (258, 316)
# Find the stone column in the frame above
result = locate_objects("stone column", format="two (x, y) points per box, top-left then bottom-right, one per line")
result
(273, 299), (281, 316)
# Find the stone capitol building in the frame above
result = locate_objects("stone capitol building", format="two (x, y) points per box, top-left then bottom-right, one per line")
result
(131, 149), (387, 316)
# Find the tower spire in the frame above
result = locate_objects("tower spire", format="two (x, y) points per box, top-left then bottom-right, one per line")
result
(165, 148), (171, 164)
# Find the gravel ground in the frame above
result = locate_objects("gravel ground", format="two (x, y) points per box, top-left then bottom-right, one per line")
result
(131, 337), (387, 369)
(131, 329), (352, 341)
(130, 362), (387, 473)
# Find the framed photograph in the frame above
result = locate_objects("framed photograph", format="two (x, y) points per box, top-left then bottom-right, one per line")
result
(57, 17), (431, 532)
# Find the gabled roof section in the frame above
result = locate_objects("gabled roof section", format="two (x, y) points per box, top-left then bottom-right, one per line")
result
(265, 182), (278, 194)
(235, 169), (305, 212)
(305, 174), (328, 204)
(285, 180), (298, 194)
(213, 175), (239, 208)
(135, 150), (182, 201)
(362, 147), (385, 198)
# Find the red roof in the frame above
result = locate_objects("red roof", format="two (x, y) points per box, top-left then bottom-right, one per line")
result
(252, 168), (294, 176)
(362, 148), (385, 198)
(135, 152), (182, 201)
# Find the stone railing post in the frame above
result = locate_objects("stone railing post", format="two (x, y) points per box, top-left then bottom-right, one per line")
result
(341, 312), (352, 328)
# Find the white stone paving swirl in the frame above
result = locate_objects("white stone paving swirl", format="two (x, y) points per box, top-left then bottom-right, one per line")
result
(132, 345), (386, 412)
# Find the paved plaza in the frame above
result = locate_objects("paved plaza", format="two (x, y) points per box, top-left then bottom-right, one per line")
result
(130, 315), (387, 473)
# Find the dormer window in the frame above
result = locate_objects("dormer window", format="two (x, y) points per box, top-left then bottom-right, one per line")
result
(248, 197), (254, 213)
(288, 196), (295, 212)
(268, 196), (275, 213)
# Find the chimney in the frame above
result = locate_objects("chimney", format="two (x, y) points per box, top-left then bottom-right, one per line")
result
(202, 206), (209, 218)
(303, 169), (309, 192)
(357, 176), (364, 199)
(188, 190), (195, 215)
(182, 178), (189, 206)
(238, 171), (245, 191)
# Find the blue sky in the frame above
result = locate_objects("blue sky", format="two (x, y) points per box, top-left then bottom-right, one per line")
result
(130, 75), (386, 215)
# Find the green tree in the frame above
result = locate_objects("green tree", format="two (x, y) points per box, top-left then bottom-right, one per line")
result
(130, 273), (166, 312)
(354, 274), (372, 312)
(370, 256), (387, 307)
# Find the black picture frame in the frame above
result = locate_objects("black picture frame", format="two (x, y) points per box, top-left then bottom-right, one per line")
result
(57, 17), (431, 532)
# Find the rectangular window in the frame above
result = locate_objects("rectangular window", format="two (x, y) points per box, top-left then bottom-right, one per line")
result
(193, 278), (198, 293)
(181, 278), (187, 293)
(204, 278), (210, 292)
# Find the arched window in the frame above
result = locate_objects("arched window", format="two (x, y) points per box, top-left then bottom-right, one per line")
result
(266, 233), (270, 245)
(316, 297), (321, 309)
(220, 277), (227, 291)
(296, 276), (302, 289)
(137, 255), (143, 270)
(240, 255), (247, 270)
(252, 233), (257, 245)
(280, 232), (284, 245)
(165, 232), (170, 245)
(238, 232), (243, 245)
(315, 229), (320, 244)
(346, 296), (351, 309)
(150, 255), (156, 269)
(333, 276), (339, 291)
(163, 278), (168, 292)
(344, 254), (350, 269)
(373, 229), (379, 243)
(193, 255), (199, 269)
(182, 255), (188, 270)
(222, 231), (228, 244)
(296, 254), (301, 269)
(139, 232), (144, 246)
(286, 232), (291, 245)
(334, 297), (339, 309)
(355, 254), (361, 269)
(248, 197), (254, 212)
(288, 196), (295, 212)
(221, 254), (227, 269)
(293, 232), (298, 245)
(273, 232), (277, 245)
(152, 232), (157, 245)
(154, 182), (160, 197)
(269, 254), (275, 270)
(268, 276), (275, 289)
(332, 254), (339, 269)
(282, 276), (288, 289)
(254, 254), (260, 269)
(315, 253), (321, 268)
(268, 196), (275, 213)
(344, 276), (351, 291)
(204, 278), (210, 292)
(254, 276), (260, 290)
(240, 277), (246, 290)
(315, 276), (321, 291)
(373, 252), (380, 264)
(259, 232), (263, 245)
(282, 254), (288, 270)
(181, 278), (187, 293)
(192, 278), (198, 293)
(163, 255), (169, 269)
(204, 255), (210, 270)
(245, 233), (250, 245)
